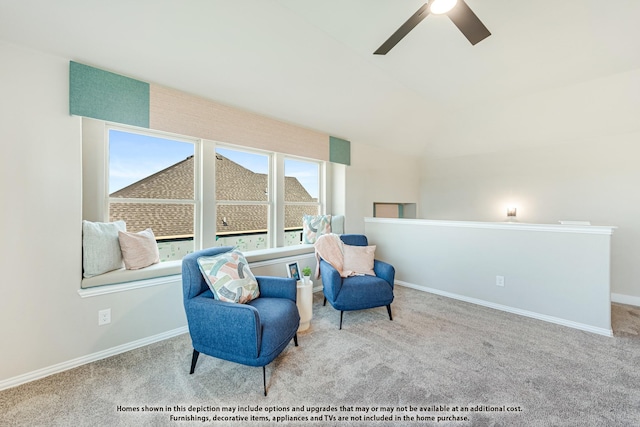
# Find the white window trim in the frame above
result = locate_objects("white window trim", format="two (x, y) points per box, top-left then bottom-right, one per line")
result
(106, 125), (200, 258)
(214, 142), (274, 248)
(282, 153), (325, 241)
(82, 122), (328, 290)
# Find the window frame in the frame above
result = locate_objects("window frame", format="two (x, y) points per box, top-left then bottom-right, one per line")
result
(106, 124), (202, 254)
(90, 124), (327, 257)
(283, 155), (324, 246)
(213, 143), (273, 250)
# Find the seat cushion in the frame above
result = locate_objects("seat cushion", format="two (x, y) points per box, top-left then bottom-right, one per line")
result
(248, 298), (300, 365)
(332, 275), (394, 311)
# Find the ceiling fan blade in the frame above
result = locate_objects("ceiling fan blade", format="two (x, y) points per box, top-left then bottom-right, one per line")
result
(374, 3), (430, 55)
(447, 0), (491, 45)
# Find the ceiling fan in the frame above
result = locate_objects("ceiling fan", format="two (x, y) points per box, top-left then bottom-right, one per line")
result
(374, 0), (491, 55)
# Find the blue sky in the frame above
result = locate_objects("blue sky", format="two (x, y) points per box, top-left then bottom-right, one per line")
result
(109, 130), (193, 193)
(109, 130), (319, 198)
(284, 158), (320, 199)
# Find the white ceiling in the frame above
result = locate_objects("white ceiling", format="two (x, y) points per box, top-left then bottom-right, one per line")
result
(1, 0), (639, 157)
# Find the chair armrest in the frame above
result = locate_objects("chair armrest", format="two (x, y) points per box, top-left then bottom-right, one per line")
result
(255, 276), (297, 302)
(320, 259), (343, 302)
(374, 260), (395, 288)
(185, 296), (261, 359)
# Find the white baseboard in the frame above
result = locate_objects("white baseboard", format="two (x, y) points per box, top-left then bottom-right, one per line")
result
(611, 293), (640, 307)
(0, 326), (188, 392)
(7, 284), (626, 392)
(396, 281), (613, 337)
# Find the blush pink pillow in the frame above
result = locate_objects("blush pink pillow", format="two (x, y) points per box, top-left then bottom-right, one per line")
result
(343, 244), (376, 276)
(118, 228), (160, 270)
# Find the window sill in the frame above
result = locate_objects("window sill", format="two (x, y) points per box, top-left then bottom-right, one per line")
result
(81, 260), (182, 289)
(78, 244), (315, 298)
(244, 244), (314, 264)
(78, 273), (181, 298)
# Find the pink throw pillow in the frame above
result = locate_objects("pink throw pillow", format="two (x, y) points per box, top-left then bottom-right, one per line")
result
(343, 244), (376, 276)
(118, 229), (160, 270)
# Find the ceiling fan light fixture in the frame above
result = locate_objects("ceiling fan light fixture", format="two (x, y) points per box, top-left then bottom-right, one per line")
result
(374, 0), (490, 54)
(429, 0), (458, 14)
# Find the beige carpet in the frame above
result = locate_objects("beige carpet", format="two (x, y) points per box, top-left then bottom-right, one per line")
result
(2, 286), (640, 426)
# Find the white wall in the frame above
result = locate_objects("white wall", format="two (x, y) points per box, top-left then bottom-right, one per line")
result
(0, 42), (189, 386)
(366, 219), (614, 336)
(344, 142), (420, 234)
(419, 68), (640, 301)
(0, 41), (420, 387)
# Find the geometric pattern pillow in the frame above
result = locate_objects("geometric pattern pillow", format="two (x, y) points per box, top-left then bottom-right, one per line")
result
(302, 214), (332, 244)
(196, 249), (259, 304)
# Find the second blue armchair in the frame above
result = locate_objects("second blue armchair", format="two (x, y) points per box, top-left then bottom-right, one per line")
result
(320, 234), (395, 329)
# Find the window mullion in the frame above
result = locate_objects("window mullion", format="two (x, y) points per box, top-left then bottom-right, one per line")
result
(192, 139), (203, 251)
(283, 201), (322, 206)
(108, 198), (196, 204)
(273, 153), (285, 248)
(201, 140), (217, 249)
(216, 200), (271, 206)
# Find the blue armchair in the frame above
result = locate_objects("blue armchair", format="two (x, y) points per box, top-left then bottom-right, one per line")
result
(182, 247), (300, 396)
(320, 234), (395, 329)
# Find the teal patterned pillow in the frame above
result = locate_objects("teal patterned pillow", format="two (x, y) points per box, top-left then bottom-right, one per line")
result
(302, 214), (332, 244)
(197, 249), (259, 304)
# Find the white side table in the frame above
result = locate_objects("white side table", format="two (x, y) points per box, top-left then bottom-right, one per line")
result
(296, 279), (313, 331)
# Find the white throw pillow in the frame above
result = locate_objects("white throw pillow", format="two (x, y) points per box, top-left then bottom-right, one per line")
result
(343, 244), (376, 276)
(118, 228), (160, 270)
(331, 215), (345, 235)
(82, 220), (126, 278)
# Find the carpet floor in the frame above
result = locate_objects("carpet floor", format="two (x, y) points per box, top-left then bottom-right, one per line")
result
(2, 285), (640, 427)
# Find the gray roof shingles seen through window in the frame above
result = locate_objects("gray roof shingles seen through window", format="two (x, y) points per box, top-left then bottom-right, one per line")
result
(110, 154), (317, 239)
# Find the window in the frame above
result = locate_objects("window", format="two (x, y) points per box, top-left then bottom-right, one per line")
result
(284, 158), (321, 246)
(108, 129), (197, 261)
(214, 147), (270, 251)
(90, 125), (326, 265)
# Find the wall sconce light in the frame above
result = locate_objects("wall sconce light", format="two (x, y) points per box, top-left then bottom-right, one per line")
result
(506, 207), (517, 220)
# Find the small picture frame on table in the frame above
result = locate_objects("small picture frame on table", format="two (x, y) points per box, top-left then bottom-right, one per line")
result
(286, 261), (301, 281)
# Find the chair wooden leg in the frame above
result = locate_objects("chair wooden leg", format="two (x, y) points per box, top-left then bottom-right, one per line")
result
(294, 333), (298, 347)
(263, 366), (267, 396)
(190, 349), (200, 374)
(387, 304), (393, 321)
(339, 311), (344, 330)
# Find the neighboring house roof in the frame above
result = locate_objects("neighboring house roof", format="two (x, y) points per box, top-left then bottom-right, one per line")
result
(109, 154), (317, 239)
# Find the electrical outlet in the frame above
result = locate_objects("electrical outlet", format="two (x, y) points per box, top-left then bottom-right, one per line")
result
(98, 308), (111, 326)
(496, 276), (505, 287)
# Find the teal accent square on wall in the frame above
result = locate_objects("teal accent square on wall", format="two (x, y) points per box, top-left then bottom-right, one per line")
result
(330, 136), (351, 165)
(69, 61), (150, 128)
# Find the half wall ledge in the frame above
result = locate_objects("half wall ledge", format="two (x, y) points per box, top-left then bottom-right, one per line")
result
(364, 217), (616, 336)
